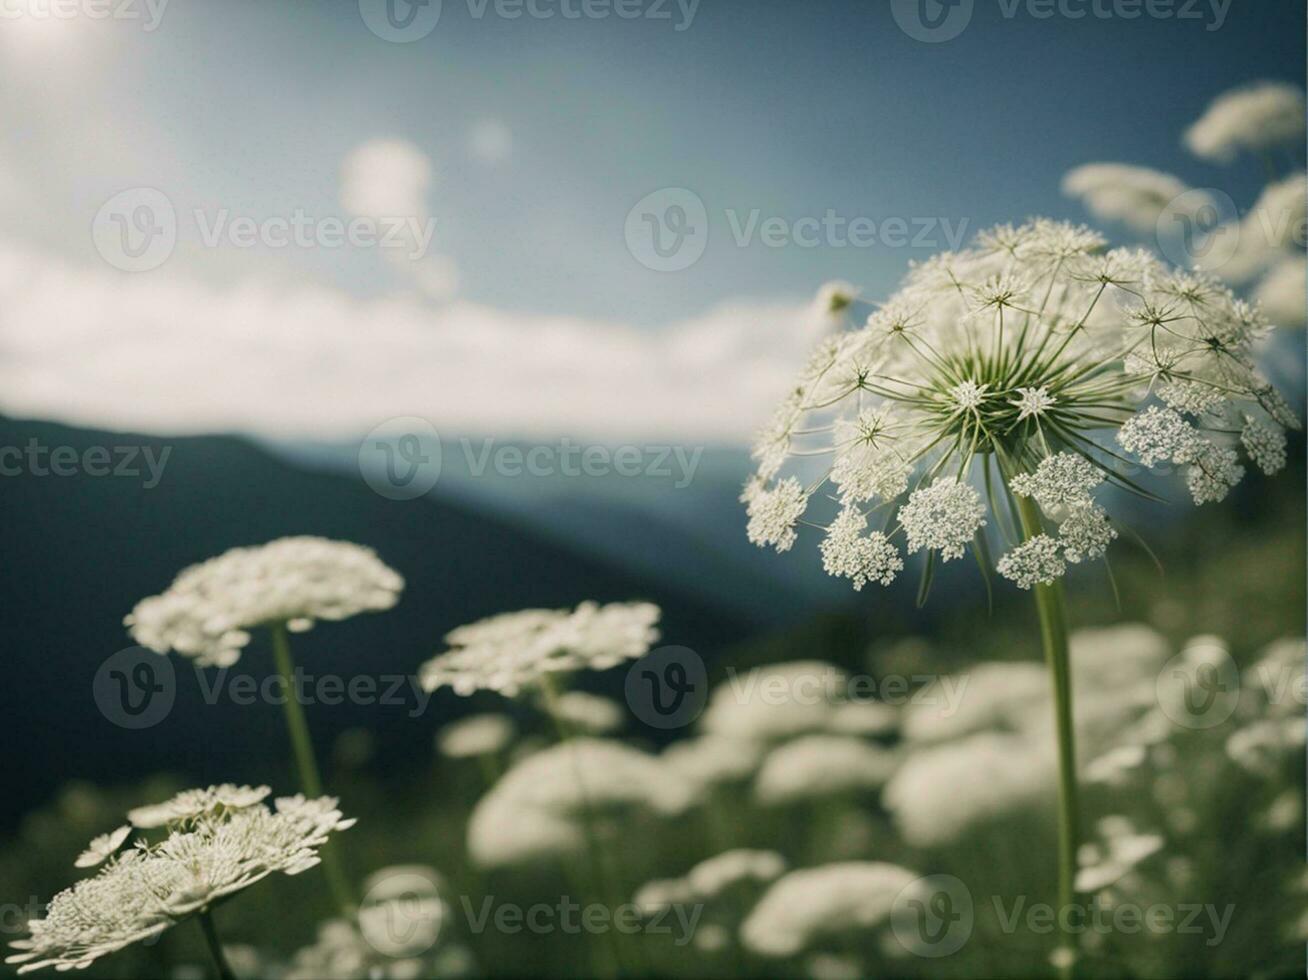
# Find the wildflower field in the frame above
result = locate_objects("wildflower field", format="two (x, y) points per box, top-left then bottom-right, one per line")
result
(1, 4), (1304, 979)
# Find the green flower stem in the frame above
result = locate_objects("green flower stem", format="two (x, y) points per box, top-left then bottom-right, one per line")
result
(537, 675), (626, 978)
(1015, 495), (1080, 980)
(197, 909), (236, 980)
(268, 622), (355, 913)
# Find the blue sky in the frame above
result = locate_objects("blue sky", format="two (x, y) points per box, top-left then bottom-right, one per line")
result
(0, 0), (1301, 439)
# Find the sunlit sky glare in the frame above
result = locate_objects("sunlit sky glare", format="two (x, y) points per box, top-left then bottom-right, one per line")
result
(0, 0), (1301, 439)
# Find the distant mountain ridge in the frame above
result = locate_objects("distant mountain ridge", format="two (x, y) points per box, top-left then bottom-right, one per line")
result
(0, 417), (765, 825)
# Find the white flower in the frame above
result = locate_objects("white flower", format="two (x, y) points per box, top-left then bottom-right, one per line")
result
(997, 534), (1066, 589)
(419, 601), (660, 697)
(1241, 415), (1288, 475)
(1014, 385), (1056, 420)
(904, 662), (1048, 744)
(700, 661), (847, 743)
(883, 733), (1054, 847)
(743, 477), (808, 553)
(635, 849), (786, 914)
(127, 784), (272, 829)
(9, 790), (353, 975)
(819, 507), (903, 590)
(744, 220), (1295, 592)
(1058, 503), (1117, 564)
(466, 739), (691, 869)
(898, 478), (986, 561)
(1185, 441), (1244, 504)
(435, 714), (516, 759)
(1075, 817), (1164, 892)
(661, 736), (765, 792)
(740, 862), (919, 958)
(1184, 81), (1306, 163)
(754, 735), (897, 806)
(949, 379), (990, 410)
(125, 537), (404, 667)
(550, 691), (625, 735)
(1116, 405), (1202, 466)
(1009, 452), (1104, 510)
(829, 410), (911, 504)
(74, 826), (131, 869)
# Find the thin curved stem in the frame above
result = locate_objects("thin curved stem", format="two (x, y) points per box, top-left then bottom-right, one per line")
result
(197, 910), (236, 980)
(268, 622), (355, 913)
(537, 675), (626, 978)
(1015, 495), (1080, 980)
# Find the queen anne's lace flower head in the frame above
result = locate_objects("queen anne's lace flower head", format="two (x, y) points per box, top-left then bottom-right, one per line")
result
(419, 601), (660, 697)
(8, 788), (354, 974)
(125, 537), (404, 667)
(743, 219), (1298, 592)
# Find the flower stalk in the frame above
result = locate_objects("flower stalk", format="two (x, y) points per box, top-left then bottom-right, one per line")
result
(1016, 494), (1080, 980)
(269, 622), (354, 913)
(196, 910), (236, 980)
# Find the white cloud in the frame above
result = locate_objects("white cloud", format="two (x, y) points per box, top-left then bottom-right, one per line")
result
(1253, 255), (1306, 330)
(0, 238), (810, 443)
(469, 120), (512, 164)
(1184, 82), (1306, 164)
(1061, 163), (1204, 235)
(339, 138), (433, 221)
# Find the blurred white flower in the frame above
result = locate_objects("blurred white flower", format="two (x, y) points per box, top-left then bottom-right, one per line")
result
(661, 736), (766, 793)
(1253, 255), (1307, 330)
(700, 661), (850, 742)
(550, 691), (625, 735)
(755, 735), (897, 806)
(1184, 82), (1307, 163)
(466, 738), (691, 869)
(435, 714), (516, 759)
(1075, 817), (1164, 892)
(419, 602), (660, 697)
(635, 849), (786, 913)
(740, 862), (918, 958)
(9, 790), (354, 974)
(125, 537), (403, 667)
(883, 733), (1053, 847)
(744, 220), (1296, 591)
(1062, 163), (1205, 234)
